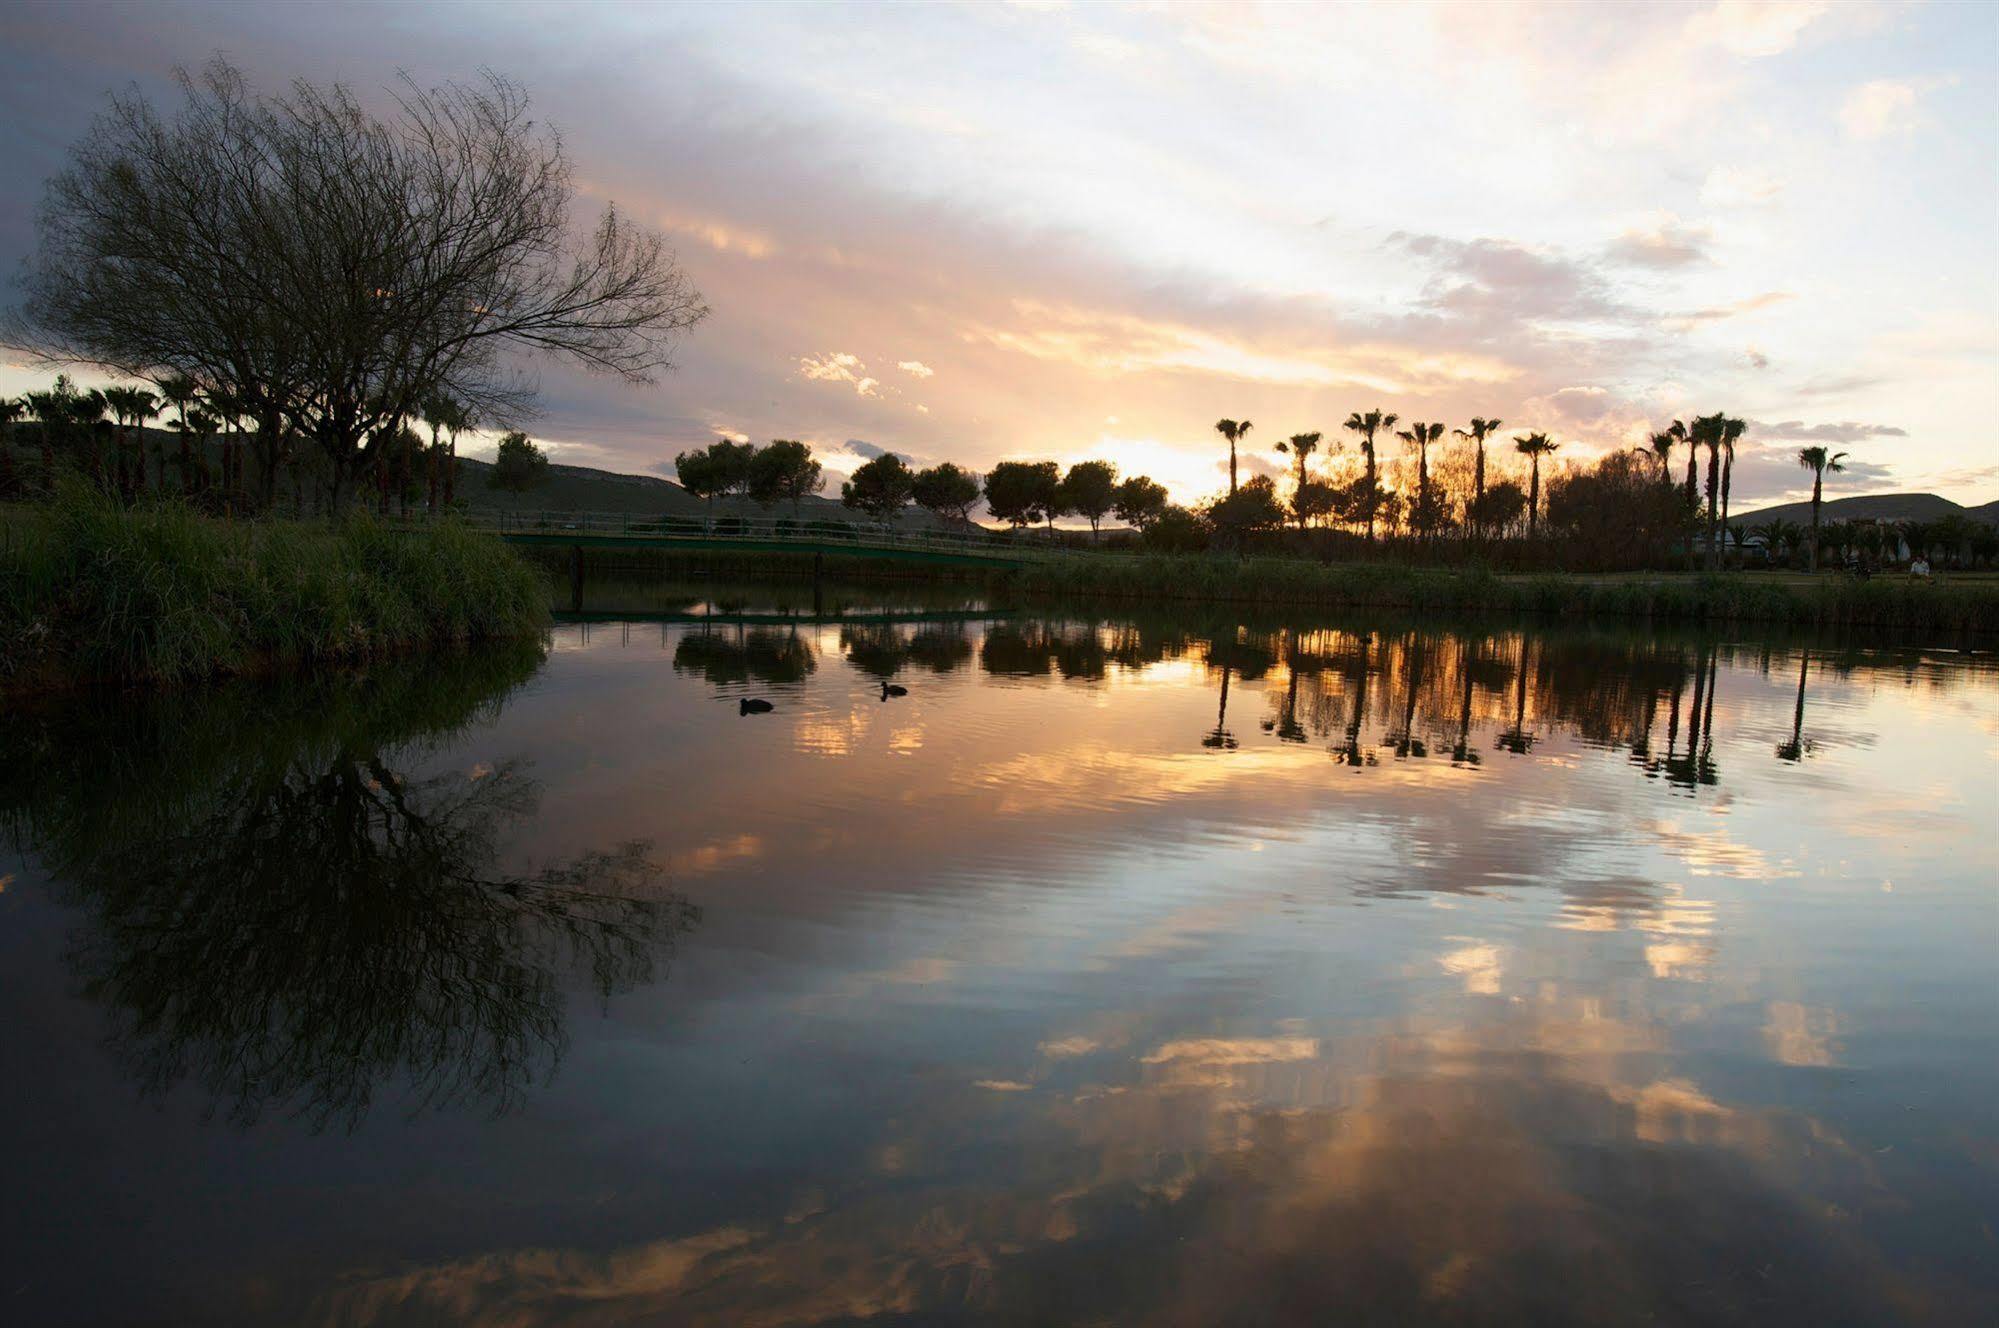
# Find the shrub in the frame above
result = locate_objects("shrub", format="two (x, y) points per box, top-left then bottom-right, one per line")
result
(2, 488), (548, 687)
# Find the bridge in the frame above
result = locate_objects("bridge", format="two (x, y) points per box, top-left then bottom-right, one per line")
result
(449, 509), (1047, 569)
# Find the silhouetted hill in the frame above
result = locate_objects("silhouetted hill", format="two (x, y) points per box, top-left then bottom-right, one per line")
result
(452, 456), (952, 528)
(1730, 492), (1995, 528)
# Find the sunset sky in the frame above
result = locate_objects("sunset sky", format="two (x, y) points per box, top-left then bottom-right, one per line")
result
(2, 0), (1994, 509)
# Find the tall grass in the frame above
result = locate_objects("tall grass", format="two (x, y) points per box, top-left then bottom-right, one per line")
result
(2, 490), (549, 687)
(1008, 551), (1999, 636)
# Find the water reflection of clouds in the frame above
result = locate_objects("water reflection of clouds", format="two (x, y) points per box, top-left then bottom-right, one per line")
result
(315, 996), (1934, 1326)
(294, 615), (1994, 1323)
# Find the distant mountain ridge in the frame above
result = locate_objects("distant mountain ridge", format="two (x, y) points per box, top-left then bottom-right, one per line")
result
(1728, 491), (1997, 528)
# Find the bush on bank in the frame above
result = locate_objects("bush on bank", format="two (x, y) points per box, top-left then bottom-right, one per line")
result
(1008, 551), (1999, 635)
(1, 491), (549, 687)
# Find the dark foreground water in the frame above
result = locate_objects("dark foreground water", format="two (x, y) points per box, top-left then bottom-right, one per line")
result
(3, 586), (1997, 1326)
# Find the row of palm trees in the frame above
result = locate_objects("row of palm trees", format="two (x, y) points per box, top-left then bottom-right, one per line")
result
(1, 375), (479, 514)
(1217, 408), (1863, 568)
(1219, 411), (1561, 539)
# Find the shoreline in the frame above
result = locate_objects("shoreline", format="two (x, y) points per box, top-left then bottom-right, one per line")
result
(529, 546), (1999, 638)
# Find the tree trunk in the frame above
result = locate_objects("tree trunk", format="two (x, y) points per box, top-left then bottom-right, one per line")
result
(1703, 443), (1721, 572)
(1808, 476), (1822, 573)
(1228, 441), (1238, 496)
(1473, 444), (1486, 539)
(1364, 441), (1377, 543)
(1683, 450), (1699, 570)
(1719, 452), (1733, 570)
(1527, 459), (1541, 538)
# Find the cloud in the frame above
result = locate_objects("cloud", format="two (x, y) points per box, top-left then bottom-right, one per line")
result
(842, 438), (892, 459)
(1537, 386), (1620, 423)
(799, 351), (883, 397)
(799, 350), (865, 383)
(897, 359), (935, 378)
(1669, 290), (1794, 328)
(1746, 347), (1770, 370)
(1699, 165), (1785, 208)
(1747, 419), (1907, 443)
(1684, 1), (1829, 58)
(1725, 440), (1899, 505)
(1604, 217), (1712, 269)
(1839, 77), (1951, 140)
(1392, 233), (1633, 325)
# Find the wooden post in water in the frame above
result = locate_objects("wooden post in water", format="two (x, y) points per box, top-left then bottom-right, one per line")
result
(570, 544), (583, 612)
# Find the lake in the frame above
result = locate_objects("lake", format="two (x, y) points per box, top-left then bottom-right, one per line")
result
(4, 584), (1996, 1326)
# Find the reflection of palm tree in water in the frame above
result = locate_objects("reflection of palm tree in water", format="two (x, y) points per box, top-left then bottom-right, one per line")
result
(1776, 650), (1811, 762)
(1203, 662), (1238, 750)
(1660, 642), (1721, 788)
(1334, 633), (1374, 768)
(1387, 634), (1427, 759)
(1450, 638), (1481, 767)
(1496, 635), (1536, 755)
(1263, 629), (1310, 744)
(3, 651), (699, 1131)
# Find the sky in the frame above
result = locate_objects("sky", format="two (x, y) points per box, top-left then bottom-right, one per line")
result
(1, 0), (1995, 510)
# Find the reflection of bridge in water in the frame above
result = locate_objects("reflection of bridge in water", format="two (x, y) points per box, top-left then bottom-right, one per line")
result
(557, 607), (1015, 627)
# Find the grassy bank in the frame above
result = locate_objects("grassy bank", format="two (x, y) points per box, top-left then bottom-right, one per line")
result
(2, 494), (550, 689)
(1008, 552), (1999, 635)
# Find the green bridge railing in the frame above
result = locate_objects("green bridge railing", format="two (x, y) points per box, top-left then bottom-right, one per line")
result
(427, 508), (1064, 563)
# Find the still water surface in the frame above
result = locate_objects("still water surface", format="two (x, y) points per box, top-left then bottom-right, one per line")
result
(3, 585), (1996, 1325)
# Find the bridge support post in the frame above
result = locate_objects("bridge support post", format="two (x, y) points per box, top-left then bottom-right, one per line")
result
(570, 544), (583, 612)
(813, 551), (824, 615)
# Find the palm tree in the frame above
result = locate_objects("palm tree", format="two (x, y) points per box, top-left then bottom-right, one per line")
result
(22, 382), (73, 492)
(1395, 421), (1446, 538)
(1453, 417), (1501, 535)
(1687, 413), (1725, 571)
(1274, 431), (1323, 528)
(1512, 432), (1559, 538)
(1671, 418), (1700, 568)
(159, 375), (200, 494)
(102, 386), (161, 495)
(1343, 409), (1397, 542)
(1647, 429), (1676, 486)
(421, 393), (469, 514)
(1716, 417), (1744, 568)
(66, 385), (109, 488)
(1797, 446), (1847, 573)
(1215, 419), (1252, 496)
(0, 396), (26, 497)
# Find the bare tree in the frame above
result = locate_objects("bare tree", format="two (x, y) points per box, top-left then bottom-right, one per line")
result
(8, 59), (707, 509)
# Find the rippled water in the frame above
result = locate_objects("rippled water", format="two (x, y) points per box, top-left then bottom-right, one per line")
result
(3, 586), (1996, 1326)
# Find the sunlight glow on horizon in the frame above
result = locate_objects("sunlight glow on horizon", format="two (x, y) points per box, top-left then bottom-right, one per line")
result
(0, 0), (1993, 509)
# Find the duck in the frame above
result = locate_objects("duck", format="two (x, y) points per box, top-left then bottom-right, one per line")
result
(739, 697), (774, 715)
(880, 681), (908, 700)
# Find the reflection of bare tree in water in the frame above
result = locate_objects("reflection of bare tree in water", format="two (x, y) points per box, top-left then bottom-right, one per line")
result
(1776, 650), (1812, 762)
(2, 649), (698, 1131)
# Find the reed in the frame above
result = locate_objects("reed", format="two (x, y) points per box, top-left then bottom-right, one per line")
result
(1, 490), (549, 688)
